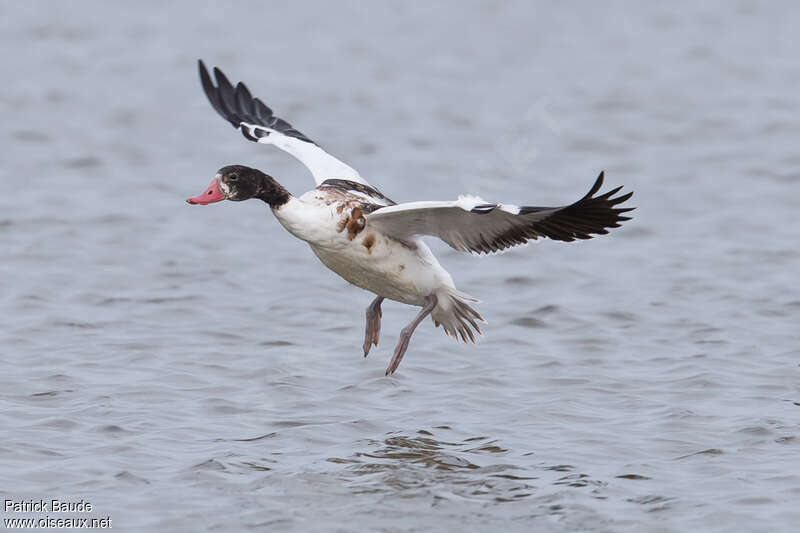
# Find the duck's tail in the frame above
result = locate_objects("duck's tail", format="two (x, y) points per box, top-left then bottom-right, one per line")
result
(431, 288), (486, 343)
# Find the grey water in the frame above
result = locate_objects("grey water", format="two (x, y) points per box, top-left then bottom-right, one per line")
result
(2, 1), (799, 531)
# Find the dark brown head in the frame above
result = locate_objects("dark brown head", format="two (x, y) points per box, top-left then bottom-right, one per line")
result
(187, 165), (290, 207)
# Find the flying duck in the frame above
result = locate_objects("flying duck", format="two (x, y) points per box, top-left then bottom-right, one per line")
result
(188, 60), (634, 375)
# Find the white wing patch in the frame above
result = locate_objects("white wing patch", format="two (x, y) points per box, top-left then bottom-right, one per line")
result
(240, 122), (365, 185)
(455, 195), (522, 214)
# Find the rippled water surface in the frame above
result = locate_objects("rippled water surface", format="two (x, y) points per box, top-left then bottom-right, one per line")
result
(2, 2), (800, 531)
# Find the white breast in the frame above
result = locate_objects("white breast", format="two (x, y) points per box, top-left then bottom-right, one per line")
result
(272, 194), (455, 305)
(272, 195), (338, 243)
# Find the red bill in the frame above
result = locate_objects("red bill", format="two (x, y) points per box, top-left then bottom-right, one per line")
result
(187, 179), (226, 205)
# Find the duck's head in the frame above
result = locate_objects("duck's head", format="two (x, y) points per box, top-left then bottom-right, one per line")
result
(187, 165), (290, 207)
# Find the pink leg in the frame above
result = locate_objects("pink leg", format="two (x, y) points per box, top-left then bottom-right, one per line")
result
(363, 295), (384, 358)
(385, 294), (438, 376)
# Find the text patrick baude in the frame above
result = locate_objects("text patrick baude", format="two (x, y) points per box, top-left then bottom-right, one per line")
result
(5, 499), (94, 513)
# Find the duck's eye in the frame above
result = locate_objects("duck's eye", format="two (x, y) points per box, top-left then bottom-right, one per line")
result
(229, 174), (238, 181)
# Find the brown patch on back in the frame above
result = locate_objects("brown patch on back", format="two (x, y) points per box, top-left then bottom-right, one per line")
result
(319, 179), (396, 205)
(363, 233), (376, 253)
(346, 207), (366, 240)
(336, 204), (345, 213)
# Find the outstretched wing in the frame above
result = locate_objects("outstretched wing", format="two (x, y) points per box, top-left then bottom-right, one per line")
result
(198, 60), (367, 186)
(366, 172), (634, 254)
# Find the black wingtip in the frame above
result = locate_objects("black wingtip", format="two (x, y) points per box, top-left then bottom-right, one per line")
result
(197, 60), (211, 88)
(544, 170), (635, 241)
(582, 171), (605, 199)
(212, 66), (225, 83)
(198, 60), (229, 124)
(195, 61), (316, 144)
(611, 191), (634, 204)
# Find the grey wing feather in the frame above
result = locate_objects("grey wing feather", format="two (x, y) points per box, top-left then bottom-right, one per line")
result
(365, 172), (634, 254)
